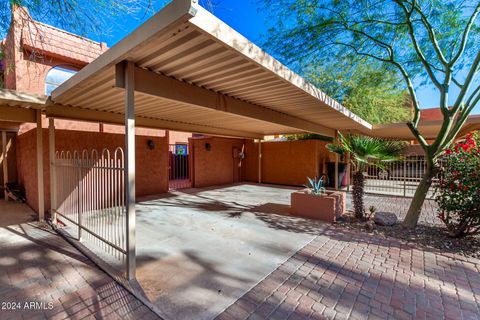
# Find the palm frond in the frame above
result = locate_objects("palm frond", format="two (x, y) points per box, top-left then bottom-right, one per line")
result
(327, 131), (407, 170)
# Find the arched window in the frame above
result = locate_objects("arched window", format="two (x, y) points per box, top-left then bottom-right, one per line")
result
(45, 66), (77, 95)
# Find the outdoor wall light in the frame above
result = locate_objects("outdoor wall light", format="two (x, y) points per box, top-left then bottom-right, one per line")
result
(147, 139), (155, 150)
(205, 142), (211, 151)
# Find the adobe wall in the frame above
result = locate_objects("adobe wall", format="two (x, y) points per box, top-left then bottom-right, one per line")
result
(190, 137), (247, 188)
(244, 140), (336, 187)
(0, 132), (18, 186)
(16, 128), (168, 215)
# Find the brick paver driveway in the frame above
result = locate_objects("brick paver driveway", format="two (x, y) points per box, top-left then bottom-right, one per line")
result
(0, 223), (160, 320)
(218, 226), (480, 320)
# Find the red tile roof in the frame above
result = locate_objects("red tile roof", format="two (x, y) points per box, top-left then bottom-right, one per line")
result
(20, 18), (108, 65)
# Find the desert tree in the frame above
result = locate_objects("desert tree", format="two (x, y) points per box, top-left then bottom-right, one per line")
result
(261, 0), (480, 228)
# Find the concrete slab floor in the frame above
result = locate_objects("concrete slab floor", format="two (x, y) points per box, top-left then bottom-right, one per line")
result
(136, 183), (328, 320)
(0, 200), (37, 227)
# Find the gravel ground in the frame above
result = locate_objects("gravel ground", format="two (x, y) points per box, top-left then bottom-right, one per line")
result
(335, 210), (480, 260)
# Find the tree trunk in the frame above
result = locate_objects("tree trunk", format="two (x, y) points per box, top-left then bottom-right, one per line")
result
(352, 171), (365, 220)
(402, 164), (436, 228)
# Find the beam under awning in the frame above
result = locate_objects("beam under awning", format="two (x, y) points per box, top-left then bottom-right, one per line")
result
(0, 105), (37, 123)
(114, 63), (336, 137)
(45, 104), (263, 139)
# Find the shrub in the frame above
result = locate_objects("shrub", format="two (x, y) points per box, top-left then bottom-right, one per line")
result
(435, 132), (480, 237)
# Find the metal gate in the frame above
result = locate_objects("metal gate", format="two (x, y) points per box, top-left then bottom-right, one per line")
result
(53, 148), (127, 272)
(359, 155), (438, 199)
(168, 144), (191, 190)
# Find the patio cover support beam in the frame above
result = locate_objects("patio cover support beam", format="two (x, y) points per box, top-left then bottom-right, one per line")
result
(49, 118), (57, 223)
(2, 131), (7, 200)
(115, 64), (336, 137)
(125, 61), (136, 281)
(46, 105), (263, 139)
(36, 110), (45, 221)
(0, 105), (36, 123)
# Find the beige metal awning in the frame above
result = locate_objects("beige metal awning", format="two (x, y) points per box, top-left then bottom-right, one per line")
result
(48, 0), (371, 139)
(0, 89), (46, 123)
(367, 115), (480, 140)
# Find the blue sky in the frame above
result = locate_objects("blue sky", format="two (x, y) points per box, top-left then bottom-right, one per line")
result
(85, 0), (479, 114)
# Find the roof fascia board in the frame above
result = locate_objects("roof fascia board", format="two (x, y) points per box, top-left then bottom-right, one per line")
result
(0, 105), (37, 123)
(0, 88), (47, 107)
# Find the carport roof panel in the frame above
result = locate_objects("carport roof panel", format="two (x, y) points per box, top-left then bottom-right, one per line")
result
(0, 89), (46, 123)
(51, 0), (371, 137)
(367, 115), (480, 140)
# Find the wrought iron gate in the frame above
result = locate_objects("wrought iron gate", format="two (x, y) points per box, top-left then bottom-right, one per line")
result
(359, 155), (439, 199)
(53, 148), (127, 272)
(168, 144), (191, 190)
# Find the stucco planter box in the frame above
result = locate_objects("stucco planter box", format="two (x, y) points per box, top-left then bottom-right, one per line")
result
(290, 190), (346, 222)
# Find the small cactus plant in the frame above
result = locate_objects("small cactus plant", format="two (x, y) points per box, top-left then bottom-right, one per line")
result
(305, 176), (326, 195)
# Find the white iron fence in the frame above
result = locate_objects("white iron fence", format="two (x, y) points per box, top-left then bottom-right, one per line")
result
(53, 148), (127, 272)
(360, 155), (441, 199)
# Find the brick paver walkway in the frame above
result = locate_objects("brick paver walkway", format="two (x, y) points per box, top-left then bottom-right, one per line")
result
(0, 223), (160, 320)
(217, 226), (480, 320)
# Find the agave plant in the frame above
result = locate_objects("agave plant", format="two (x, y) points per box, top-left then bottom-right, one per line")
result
(305, 176), (326, 195)
(327, 132), (406, 220)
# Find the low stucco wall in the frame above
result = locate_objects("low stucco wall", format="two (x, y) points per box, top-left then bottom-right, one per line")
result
(16, 129), (168, 214)
(244, 139), (336, 187)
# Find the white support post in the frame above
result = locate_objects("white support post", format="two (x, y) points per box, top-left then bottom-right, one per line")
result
(258, 140), (262, 184)
(36, 110), (45, 221)
(49, 118), (57, 224)
(334, 131), (339, 190)
(2, 131), (8, 201)
(334, 154), (339, 190)
(125, 61), (136, 281)
(346, 152), (351, 192)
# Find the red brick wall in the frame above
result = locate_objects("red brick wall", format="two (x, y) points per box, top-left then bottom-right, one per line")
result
(3, 6), (105, 94)
(16, 129), (168, 215)
(0, 132), (18, 186)
(190, 137), (246, 188)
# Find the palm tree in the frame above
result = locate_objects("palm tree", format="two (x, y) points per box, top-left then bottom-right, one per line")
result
(327, 132), (406, 220)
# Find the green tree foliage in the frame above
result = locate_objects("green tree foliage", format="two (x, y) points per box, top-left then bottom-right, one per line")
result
(306, 62), (412, 124)
(0, 0), (152, 39)
(260, 0), (480, 228)
(0, 0), (218, 40)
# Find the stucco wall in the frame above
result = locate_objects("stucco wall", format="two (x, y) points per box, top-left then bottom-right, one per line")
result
(244, 140), (335, 187)
(190, 137), (246, 188)
(0, 132), (18, 187)
(16, 129), (168, 215)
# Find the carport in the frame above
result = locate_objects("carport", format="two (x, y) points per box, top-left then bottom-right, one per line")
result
(0, 90), (47, 224)
(46, 0), (371, 283)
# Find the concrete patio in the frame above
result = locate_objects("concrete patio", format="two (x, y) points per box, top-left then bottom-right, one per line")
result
(135, 183), (328, 320)
(0, 200), (37, 227)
